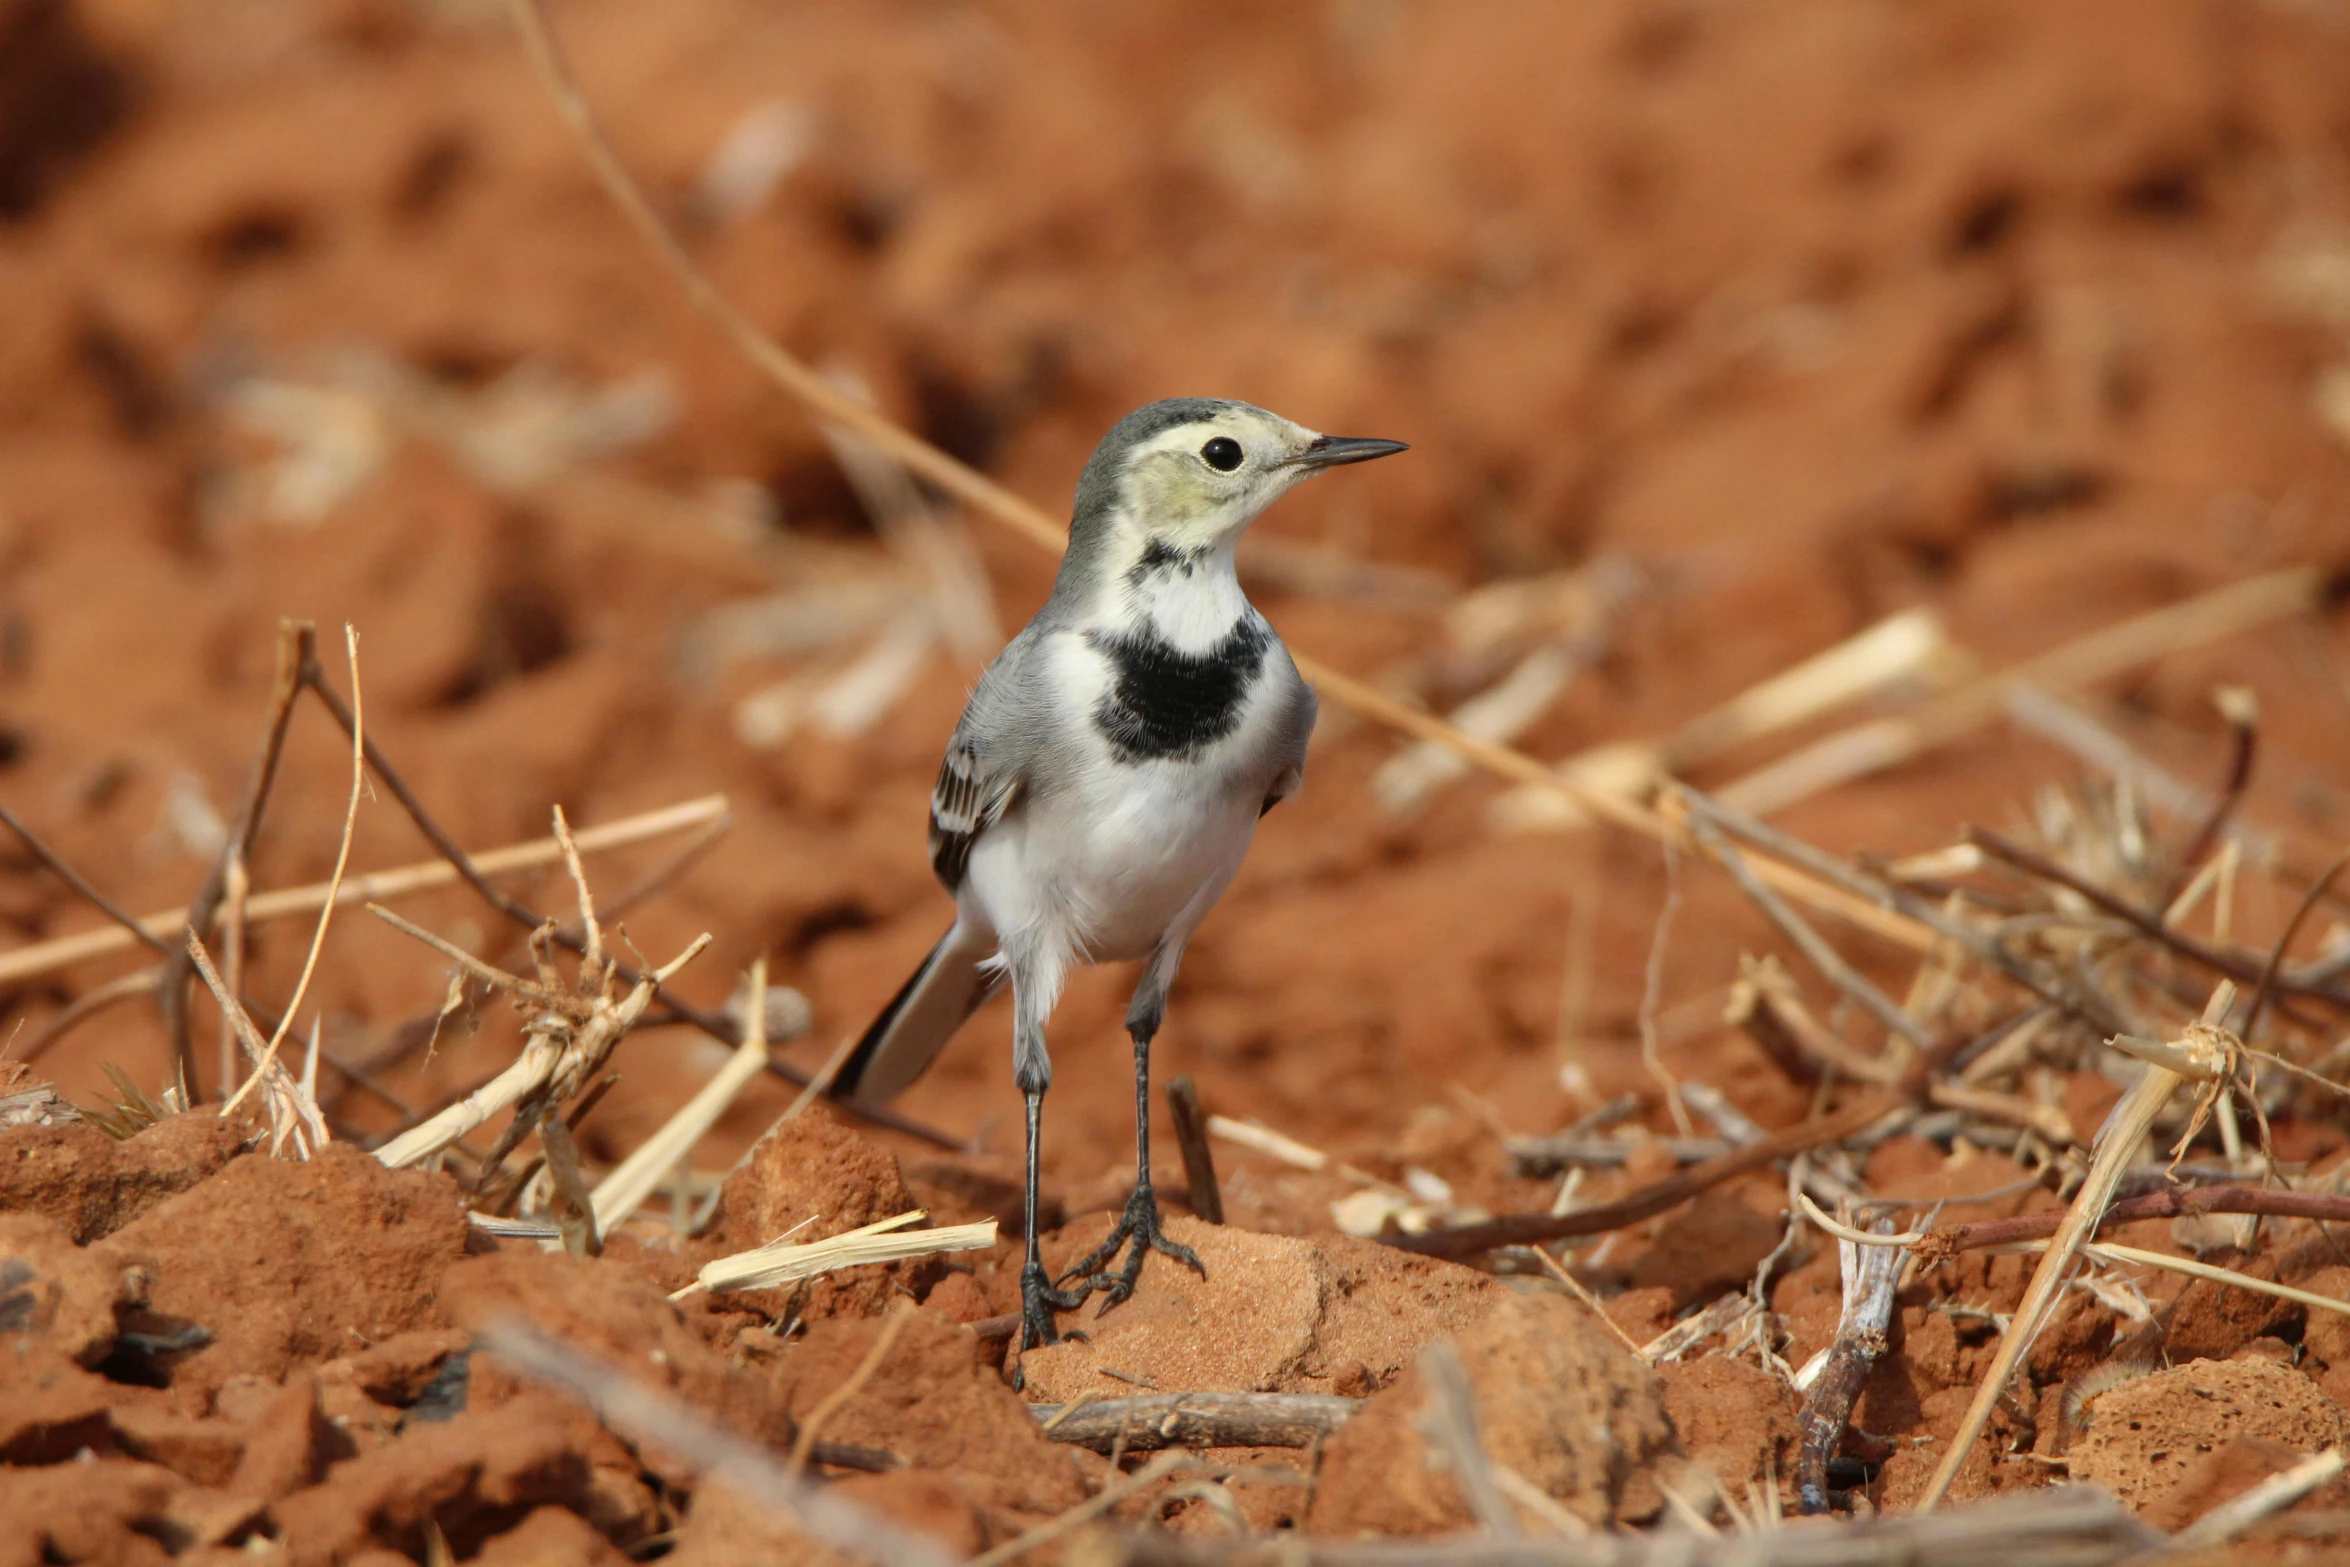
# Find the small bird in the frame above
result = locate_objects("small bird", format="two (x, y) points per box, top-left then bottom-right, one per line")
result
(831, 398), (1405, 1351)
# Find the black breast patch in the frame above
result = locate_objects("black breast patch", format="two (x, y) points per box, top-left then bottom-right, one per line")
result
(1087, 618), (1271, 763)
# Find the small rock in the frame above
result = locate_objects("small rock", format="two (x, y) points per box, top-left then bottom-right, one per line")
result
(1658, 1354), (1800, 1493)
(95, 1142), (468, 1402)
(2068, 1358), (2344, 1519)
(715, 1109), (917, 1247)
(0, 1210), (139, 1365)
(1307, 1292), (1681, 1535)
(0, 1113), (242, 1244)
(713, 1110), (921, 1317)
(1020, 1216), (1503, 1404)
(472, 1505), (633, 1567)
(1628, 1195), (1786, 1309)
(228, 1372), (339, 1501)
(776, 1309), (1083, 1520)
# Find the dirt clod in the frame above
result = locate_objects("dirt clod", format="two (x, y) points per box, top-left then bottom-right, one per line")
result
(0, 1114), (242, 1244)
(96, 1142), (467, 1405)
(1658, 1353), (1801, 1494)
(776, 1308), (1083, 1525)
(1020, 1216), (1504, 1404)
(2068, 1358), (2345, 1519)
(1307, 1292), (1680, 1534)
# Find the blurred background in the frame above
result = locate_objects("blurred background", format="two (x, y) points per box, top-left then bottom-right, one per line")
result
(5, 0), (2350, 1223)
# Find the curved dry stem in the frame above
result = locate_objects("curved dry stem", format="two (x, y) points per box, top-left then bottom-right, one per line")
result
(224, 626), (366, 1119)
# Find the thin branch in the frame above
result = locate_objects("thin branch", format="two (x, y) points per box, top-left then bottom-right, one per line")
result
(0, 806), (170, 957)
(1166, 1074), (1224, 1224)
(223, 625), (367, 1117)
(2160, 687), (2260, 909)
(1390, 1091), (1904, 1259)
(161, 620), (313, 1095)
(1913, 1182), (2350, 1264)
(1967, 826), (2347, 1017)
(1027, 1393), (1361, 1453)
(2241, 849), (2350, 1040)
(1795, 1212), (1903, 1514)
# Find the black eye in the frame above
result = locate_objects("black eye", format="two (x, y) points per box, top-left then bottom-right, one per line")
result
(1200, 436), (1244, 472)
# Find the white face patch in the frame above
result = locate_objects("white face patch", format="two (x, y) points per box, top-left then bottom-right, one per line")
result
(1115, 406), (1323, 554)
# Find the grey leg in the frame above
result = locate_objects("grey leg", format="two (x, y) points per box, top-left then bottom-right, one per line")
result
(1011, 956), (1083, 1361)
(1060, 942), (1207, 1311)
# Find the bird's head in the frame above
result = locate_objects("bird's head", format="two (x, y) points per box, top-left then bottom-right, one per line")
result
(1071, 398), (1406, 557)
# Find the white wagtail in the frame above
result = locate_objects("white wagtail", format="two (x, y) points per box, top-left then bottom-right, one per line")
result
(830, 398), (1405, 1351)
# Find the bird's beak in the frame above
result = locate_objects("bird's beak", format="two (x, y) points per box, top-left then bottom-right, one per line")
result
(1290, 435), (1409, 470)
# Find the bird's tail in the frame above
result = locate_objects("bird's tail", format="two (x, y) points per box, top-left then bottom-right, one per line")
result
(830, 918), (999, 1107)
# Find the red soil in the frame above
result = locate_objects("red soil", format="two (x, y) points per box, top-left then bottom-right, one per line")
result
(6, 0), (2350, 1558)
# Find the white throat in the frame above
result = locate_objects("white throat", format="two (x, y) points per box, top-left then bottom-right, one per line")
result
(1100, 526), (1252, 655)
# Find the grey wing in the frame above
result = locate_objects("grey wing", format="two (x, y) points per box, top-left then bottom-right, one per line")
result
(927, 633), (1043, 890)
(929, 731), (1021, 890)
(1260, 659), (1319, 817)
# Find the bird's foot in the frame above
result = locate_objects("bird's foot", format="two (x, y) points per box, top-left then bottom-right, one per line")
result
(1059, 1185), (1206, 1316)
(1018, 1260), (1088, 1355)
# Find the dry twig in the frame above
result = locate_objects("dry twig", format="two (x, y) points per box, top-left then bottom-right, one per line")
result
(1795, 1211), (1903, 1514)
(1913, 986), (2235, 1513)
(222, 625), (366, 1117)
(1166, 1075), (1224, 1225)
(1026, 1392), (1360, 1453)
(368, 825), (715, 1173)
(0, 796), (730, 989)
(589, 957), (781, 1235)
(1392, 1091), (1904, 1259)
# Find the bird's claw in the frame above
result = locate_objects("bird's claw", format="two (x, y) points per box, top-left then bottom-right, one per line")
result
(1017, 1260), (1088, 1356)
(1058, 1187), (1206, 1316)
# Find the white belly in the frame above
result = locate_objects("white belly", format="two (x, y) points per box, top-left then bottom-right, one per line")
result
(964, 760), (1259, 965)
(960, 628), (1292, 969)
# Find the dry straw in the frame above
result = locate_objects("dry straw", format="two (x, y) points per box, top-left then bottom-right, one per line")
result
(673, 1209), (998, 1300)
(588, 957), (779, 1235)
(0, 794), (728, 990)
(369, 807), (714, 1174)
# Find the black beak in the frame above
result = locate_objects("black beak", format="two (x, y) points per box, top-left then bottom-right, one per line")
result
(1293, 435), (1409, 469)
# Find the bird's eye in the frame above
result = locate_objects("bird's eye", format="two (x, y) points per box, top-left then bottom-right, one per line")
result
(1200, 436), (1244, 472)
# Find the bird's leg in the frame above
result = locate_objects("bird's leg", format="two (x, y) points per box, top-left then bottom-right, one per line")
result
(1060, 1009), (1206, 1313)
(1013, 1009), (1083, 1367)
